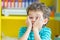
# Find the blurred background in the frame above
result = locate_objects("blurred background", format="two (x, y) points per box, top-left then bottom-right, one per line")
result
(0, 0), (60, 40)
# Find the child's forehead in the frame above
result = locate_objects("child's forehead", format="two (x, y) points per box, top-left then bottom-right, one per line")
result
(28, 11), (43, 16)
(29, 13), (38, 17)
(29, 13), (43, 17)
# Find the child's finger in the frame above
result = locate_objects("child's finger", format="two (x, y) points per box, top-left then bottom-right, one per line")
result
(27, 16), (30, 21)
(27, 16), (32, 23)
(34, 16), (41, 24)
(34, 17), (39, 24)
(36, 16), (40, 21)
(26, 16), (29, 24)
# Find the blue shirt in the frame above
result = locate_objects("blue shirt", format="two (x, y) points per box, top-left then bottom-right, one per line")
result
(18, 26), (51, 40)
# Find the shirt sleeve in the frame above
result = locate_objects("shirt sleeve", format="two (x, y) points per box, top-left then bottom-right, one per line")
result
(41, 28), (51, 40)
(18, 27), (27, 39)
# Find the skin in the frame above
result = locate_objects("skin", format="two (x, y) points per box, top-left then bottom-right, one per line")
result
(19, 10), (48, 40)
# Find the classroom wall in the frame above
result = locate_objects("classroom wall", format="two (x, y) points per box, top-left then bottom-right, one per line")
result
(56, 0), (60, 13)
(0, 0), (1, 40)
(47, 19), (60, 40)
(40, 0), (60, 13)
(40, 0), (54, 6)
(2, 17), (27, 37)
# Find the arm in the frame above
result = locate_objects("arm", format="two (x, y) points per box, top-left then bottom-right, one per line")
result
(33, 16), (51, 40)
(41, 28), (51, 40)
(33, 27), (51, 40)
(32, 16), (42, 40)
(19, 26), (31, 40)
(33, 28), (41, 40)
(19, 16), (32, 40)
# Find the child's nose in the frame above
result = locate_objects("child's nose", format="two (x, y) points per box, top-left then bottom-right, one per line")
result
(32, 18), (36, 22)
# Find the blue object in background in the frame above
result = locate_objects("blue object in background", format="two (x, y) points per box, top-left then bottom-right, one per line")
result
(22, 0), (26, 8)
(8, 0), (10, 8)
(15, 0), (18, 8)
(27, 0), (29, 6)
(26, 0), (28, 8)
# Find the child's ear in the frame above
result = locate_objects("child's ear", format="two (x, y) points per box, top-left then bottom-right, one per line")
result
(43, 18), (48, 24)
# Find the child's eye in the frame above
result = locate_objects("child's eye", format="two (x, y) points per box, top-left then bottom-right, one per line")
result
(29, 17), (33, 19)
(36, 17), (38, 19)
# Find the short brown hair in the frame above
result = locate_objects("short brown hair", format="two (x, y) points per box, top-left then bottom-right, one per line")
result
(27, 2), (51, 19)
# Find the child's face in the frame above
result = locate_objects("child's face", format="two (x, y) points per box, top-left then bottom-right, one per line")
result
(28, 11), (44, 24)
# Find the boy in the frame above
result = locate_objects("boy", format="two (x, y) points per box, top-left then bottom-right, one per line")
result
(18, 2), (51, 40)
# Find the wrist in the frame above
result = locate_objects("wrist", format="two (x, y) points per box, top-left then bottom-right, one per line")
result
(33, 29), (39, 34)
(28, 26), (32, 30)
(33, 27), (39, 32)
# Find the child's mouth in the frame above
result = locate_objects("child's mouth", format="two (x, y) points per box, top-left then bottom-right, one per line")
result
(32, 23), (34, 28)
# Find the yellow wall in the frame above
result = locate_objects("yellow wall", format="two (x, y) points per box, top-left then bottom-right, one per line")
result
(47, 19), (60, 40)
(1, 16), (27, 37)
(57, 0), (60, 13)
(0, 0), (1, 39)
(40, 0), (60, 13)
(40, 0), (54, 6)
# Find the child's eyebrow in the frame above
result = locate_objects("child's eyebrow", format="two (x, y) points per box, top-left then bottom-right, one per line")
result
(29, 14), (33, 16)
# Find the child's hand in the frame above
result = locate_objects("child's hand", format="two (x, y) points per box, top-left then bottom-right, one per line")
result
(33, 16), (42, 31)
(26, 16), (32, 28)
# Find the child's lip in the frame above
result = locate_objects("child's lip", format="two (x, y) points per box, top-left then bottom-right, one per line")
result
(32, 22), (34, 24)
(32, 21), (35, 23)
